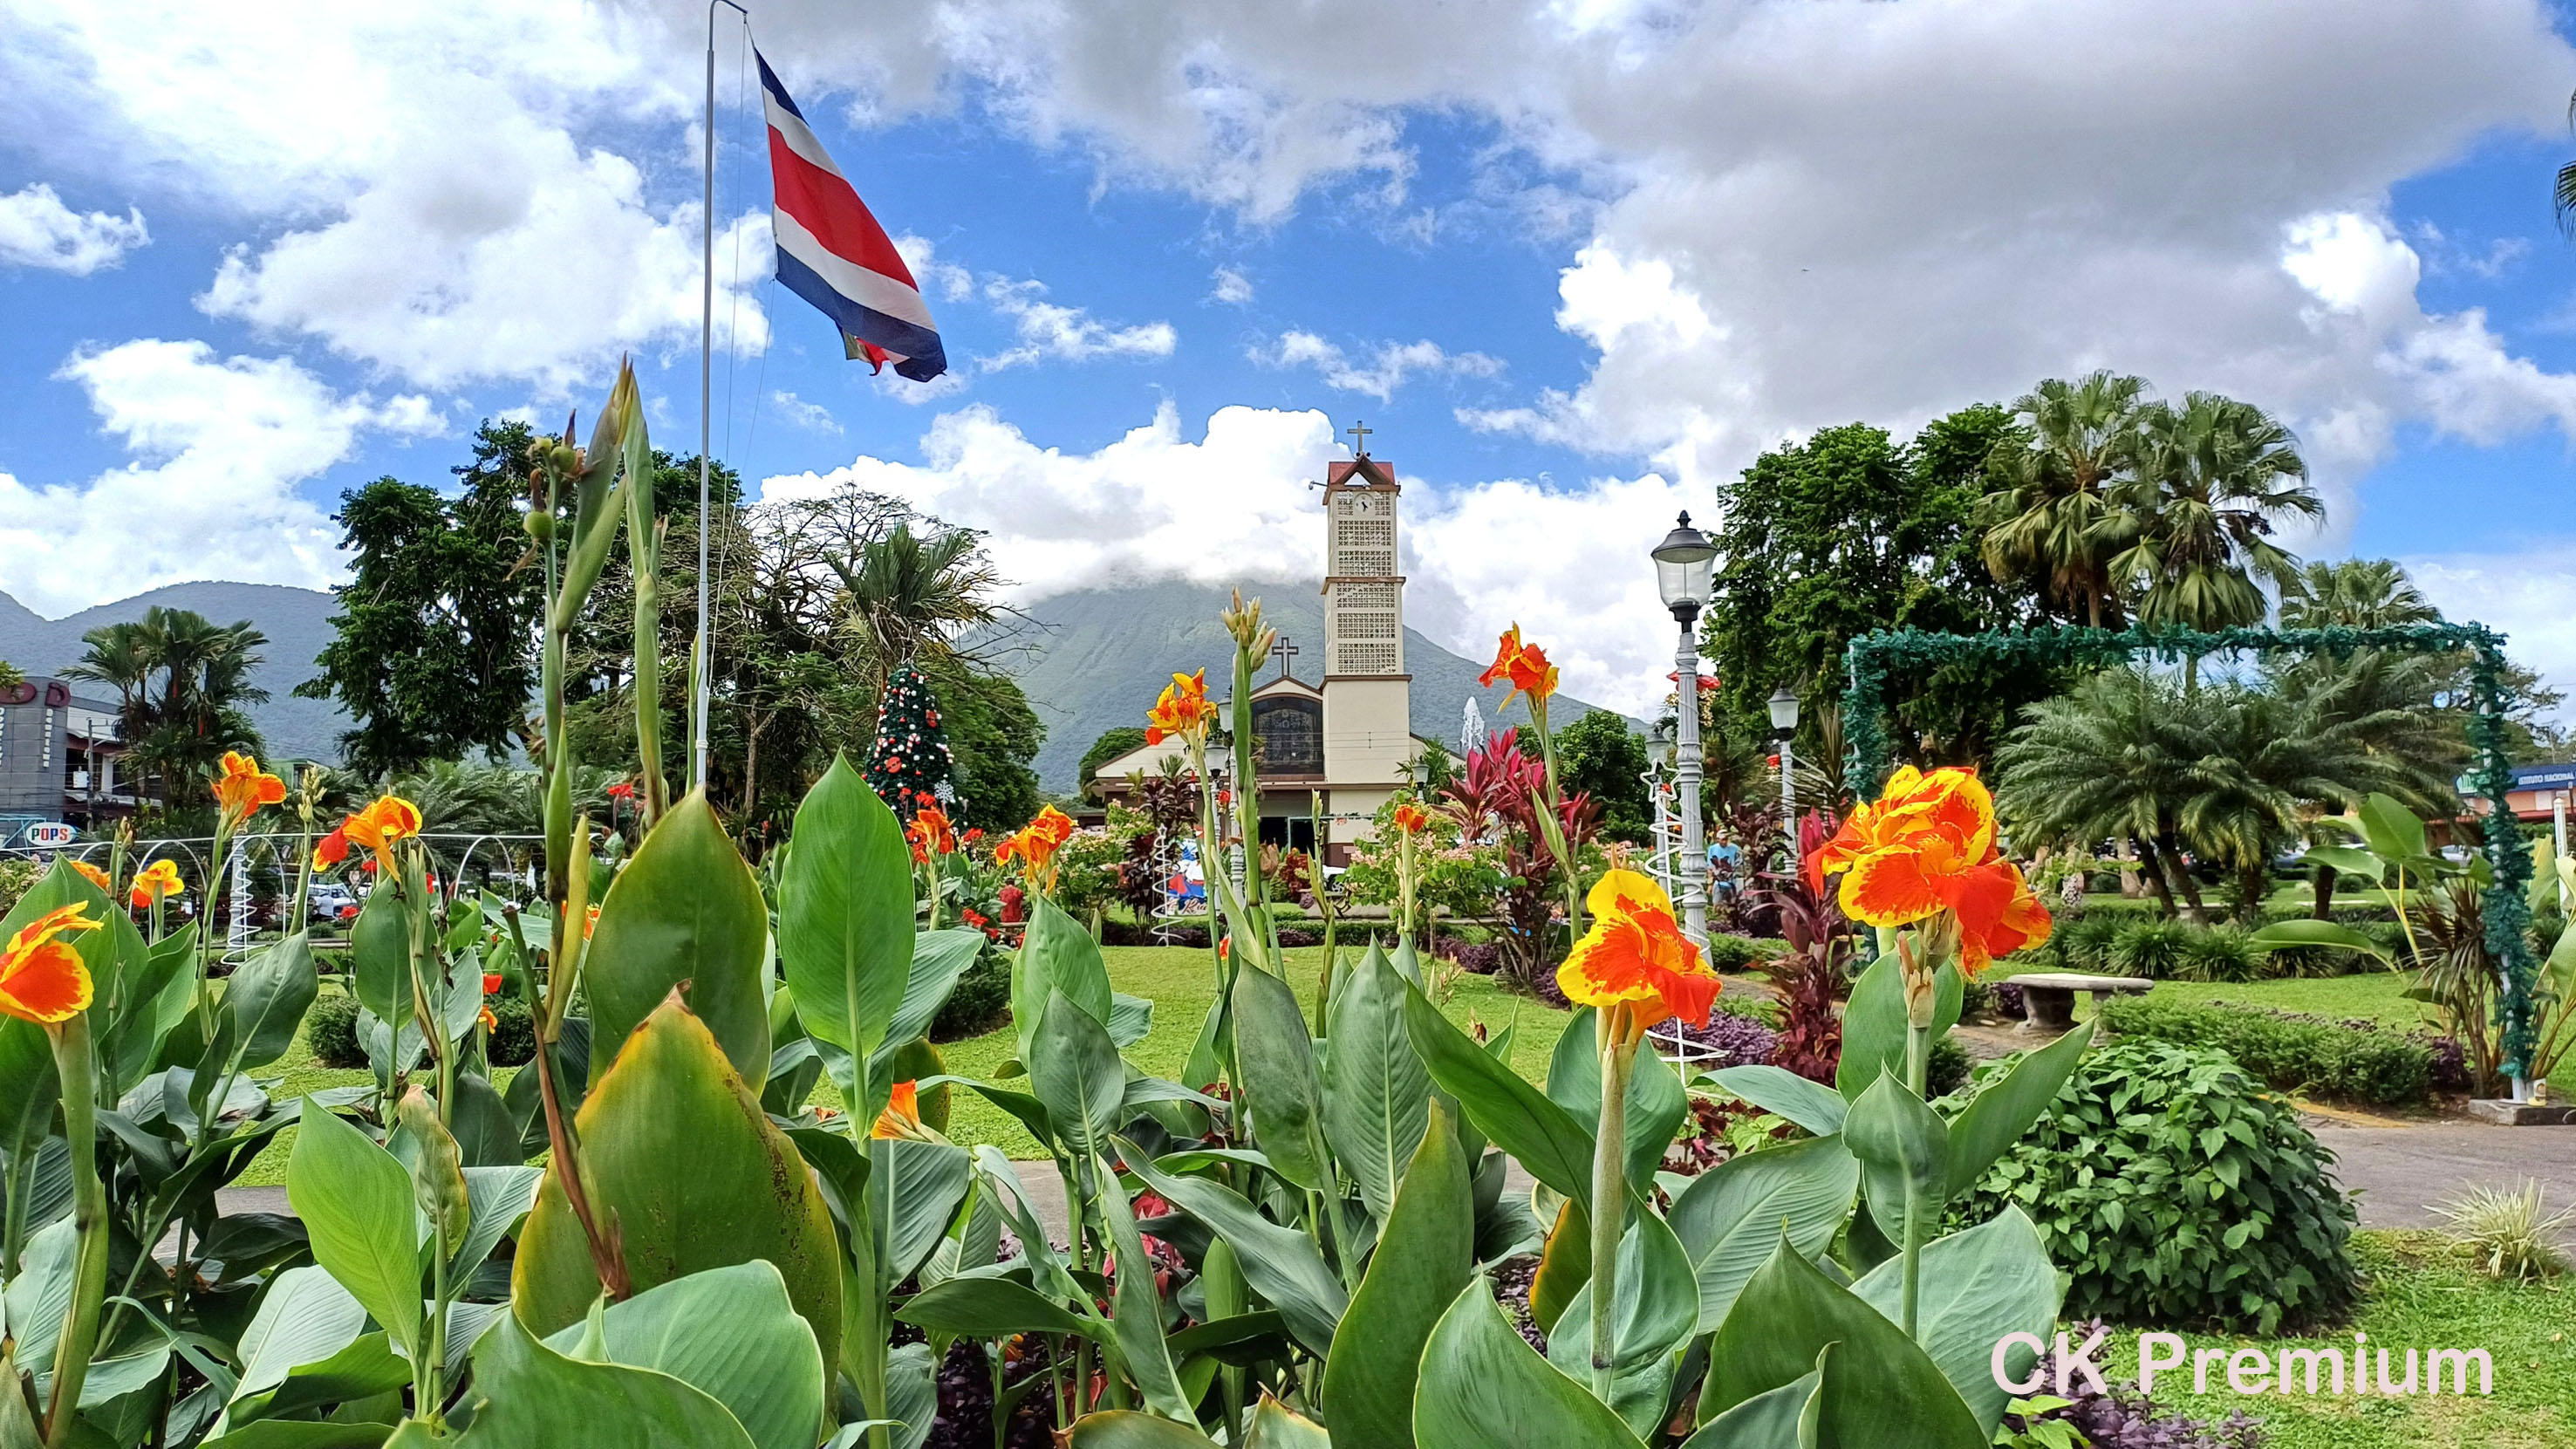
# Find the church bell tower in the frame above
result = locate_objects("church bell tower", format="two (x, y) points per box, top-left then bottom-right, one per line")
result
(1319, 422), (1411, 798)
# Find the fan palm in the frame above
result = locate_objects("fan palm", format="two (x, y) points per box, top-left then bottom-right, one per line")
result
(2277, 557), (2439, 630)
(825, 523), (1005, 694)
(1996, 668), (2214, 921)
(66, 606), (269, 805)
(2103, 393), (2320, 634)
(1982, 371), (2148, 627)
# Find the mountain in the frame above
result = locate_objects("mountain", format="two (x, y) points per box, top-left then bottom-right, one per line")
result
(982, 579), (1623, 791)
(0, 578), (1623, 793)
(0, 582), (349, 763)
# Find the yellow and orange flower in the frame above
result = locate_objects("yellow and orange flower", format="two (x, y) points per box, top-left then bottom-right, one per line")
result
(1392, 802), (1431, 834)
(128, 858), (184, 908)
(1556, 867), (1718, 1029)
(1477, 624), (1560, 714)
(311, 825), (350, 871)
(213, 751), (285, 828)
(72, 860), (112, 894)
(1807, 765), (2051, 974)
(343, 796), (422, 854)
(0, 903), (102, 1024)
(1145, 669), (1218, 747)
(906, 803), (957, 864)
(872, 1080), (927, 1140)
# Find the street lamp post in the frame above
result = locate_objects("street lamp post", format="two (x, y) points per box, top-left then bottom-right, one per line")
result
(1652, 512), (1718, 944)
(1768, 687), (1801, 874)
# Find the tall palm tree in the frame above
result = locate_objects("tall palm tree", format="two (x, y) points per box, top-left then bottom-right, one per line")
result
(2276, 557), (2438, 630)
(1982, 371), (2148, 627)
(65, 606), (268, 806)
(826, 523), (1006, 694)
(2103, 393), (2321, 634)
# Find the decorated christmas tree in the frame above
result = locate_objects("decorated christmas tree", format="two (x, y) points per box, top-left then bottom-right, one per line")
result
(865, 665), (959, 820)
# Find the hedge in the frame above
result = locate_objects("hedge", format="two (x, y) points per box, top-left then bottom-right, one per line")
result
(2096, 995), (2435, 1106)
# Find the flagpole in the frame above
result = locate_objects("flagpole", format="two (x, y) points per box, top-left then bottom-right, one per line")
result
(696, 1), (748, 798)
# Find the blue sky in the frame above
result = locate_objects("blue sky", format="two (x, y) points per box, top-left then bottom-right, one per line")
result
(4, 0), (2576, 714)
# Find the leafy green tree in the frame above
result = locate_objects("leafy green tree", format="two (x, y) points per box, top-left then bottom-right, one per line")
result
(2278, 557), (2438, 630)
(828, 522), (1007, 697)
(2103, 392), (2320, 633)
(1554, 708), (1651, 843)
(934, 667), (1043, 830)
(297, 422), (547, 776)
(68, 605), (269, 805)
(1981, 371), (2148, 628)
(1080, 727), (1149, 803)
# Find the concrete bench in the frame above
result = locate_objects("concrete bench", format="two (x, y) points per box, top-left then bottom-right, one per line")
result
(2004, 972), (2153, 1032)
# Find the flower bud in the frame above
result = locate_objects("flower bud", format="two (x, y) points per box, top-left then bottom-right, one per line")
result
(551, 443), (581, 473)
(523, 509), (555, 542)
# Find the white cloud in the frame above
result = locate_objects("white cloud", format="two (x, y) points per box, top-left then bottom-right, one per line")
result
(1210, 265), (1255, 304)
(0, 340), (440, 615)
(0, 183), (147, 274)
(981, 277), (1177, 370)
(1257, 331), (1504, 402)
(761, 401), (1692, 711)
(2407, 547), (2576, 716)
(769, 390), (843, 434)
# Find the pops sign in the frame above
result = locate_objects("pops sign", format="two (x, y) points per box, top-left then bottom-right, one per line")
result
(21, 823), (76, 848)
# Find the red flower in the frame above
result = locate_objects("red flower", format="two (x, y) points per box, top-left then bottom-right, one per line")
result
(607, 781), (637, 801)
(482, 973), (503, 996)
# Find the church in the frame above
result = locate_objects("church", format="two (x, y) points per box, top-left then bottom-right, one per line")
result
(1090, 427), (1428, 865)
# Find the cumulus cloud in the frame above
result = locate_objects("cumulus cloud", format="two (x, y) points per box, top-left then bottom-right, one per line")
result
(1210, 266), (1255, 304)
(769, 390), (842, 434)
(981, 277), (1178, 370)
(0, 340), (440, 614)
(1256, 331), (1504, 402)
(761, 402), (1693, 710)
(2407, 548), (2576, 713)
(0, 183), (147, 274)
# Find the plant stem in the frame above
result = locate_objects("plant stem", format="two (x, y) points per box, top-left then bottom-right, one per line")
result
(1900, 1200), (1923, 1339)
(42, 1016), (107, 1449)
(1904, 1022), (1929, 1098)
(1588, 1004), (1631, 1402)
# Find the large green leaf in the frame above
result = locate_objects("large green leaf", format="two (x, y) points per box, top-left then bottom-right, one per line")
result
(539, 1261), (825, 1449)
(220, 932), (318, 1074)
(220, 1267), (369, 1432)
(1944, 1021), (2092, 1197)
(348, 886), (410, 1028)
(1231, 964), (1331, 1193)
(779, 756), (915, 1082)
(226, 1331), (410, 1424)
(456, 1308), (755, 1449)
(1119, 1138), (1348, 1357)
(1677, 1356), (1821, 1449)
(1835, 953), (1960, 1101)
(1666, 1134), (1858, 1332)
(1013, 896), (1114, 1065)
(1544, 1206), (1695, 1383)
(1411, 1282), (1648, 1449)
(452, 1165), (543, 1280)
(1548, 1011), (1685, 1192)
(1322, 941), (1431, 1224)
(2356, 793), (2429, 865)
(867, 1138), (972, 1291)
(1095, 1152), (1197, 1422)
(2244, 919), (2392, 964)
(4, 1217), (75, 1372)
(2299, 844), (2383, 885)
(0, 1015), (56, 1216)
(1028, 990), (1125, 1159)
(1067, 1416), (1218, 1448)
(514, 997), (844, 1374)
(1322, 1097), (1472, 1447)
(864, 930), (986, 1089)
(1701, 1239), (1985, 1448)
(1243, 1401), (1332, 1448)
(1851, 1208), (2060, 1433)
(202, 1424), (394, 1449)
(584, 790), (772, 1091)
(1709, 1065), (1848, 1138)
(1401, 981), (1594, 1207)
(285, 1103), (422, 1356)
(896, 1276), (1090, 1339)
(1846, 1072), (1950, 1251)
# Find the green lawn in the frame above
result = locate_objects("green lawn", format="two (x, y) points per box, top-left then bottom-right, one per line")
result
(2104, 1232), (2576, 1449)
(236, 946), (1578, 1183)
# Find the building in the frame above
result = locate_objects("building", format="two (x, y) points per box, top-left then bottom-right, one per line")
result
(1092, 428), (1428, 864)
(2497, 762), (2576, 824)
(0, 677), (135, 844)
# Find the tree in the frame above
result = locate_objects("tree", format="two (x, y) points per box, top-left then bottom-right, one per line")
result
(67, 606), (268, 806)
(864, 665), (957, 820)
(934, 667), (1042, 831)
(2103, 392), (2320, 634)
(1982, 372), (2148, 628)
(1080, 727), (1148, 803)
(297, 422), (548, 776)
(2278, 558), (2438, 630)
(1554, 708), (1651, 843)
(827, 523), (1008, 696)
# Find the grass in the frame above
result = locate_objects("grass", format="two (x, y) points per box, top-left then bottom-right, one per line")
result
(2101, 1231), (2576, 1449)
(236, 945), (1577, 1184)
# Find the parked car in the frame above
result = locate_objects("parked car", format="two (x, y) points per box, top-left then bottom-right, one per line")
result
(308, 883), (361, 924)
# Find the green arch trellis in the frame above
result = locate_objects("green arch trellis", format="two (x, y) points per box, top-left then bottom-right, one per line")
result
(1840, 622), (2541, 1083)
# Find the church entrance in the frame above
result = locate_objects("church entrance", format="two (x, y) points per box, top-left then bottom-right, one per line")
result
(1257, 816), (1317, 854)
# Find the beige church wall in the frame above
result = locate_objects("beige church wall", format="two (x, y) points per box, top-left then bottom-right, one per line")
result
(1321, 677), (1413, 785)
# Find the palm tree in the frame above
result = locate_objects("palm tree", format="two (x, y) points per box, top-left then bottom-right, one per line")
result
(825, 523), (1007, 694)
(2277, 557), (2438, 630)
(1996, 668), (2214, 921)
(2103, 393), (2320, 634)
(1982, 371), (2148, 627)
(65, 606), (268, 806)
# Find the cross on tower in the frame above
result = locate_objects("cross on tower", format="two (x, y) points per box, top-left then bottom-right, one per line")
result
(1270, 635), (1302, 680)
(1346, 420), (1372, 456)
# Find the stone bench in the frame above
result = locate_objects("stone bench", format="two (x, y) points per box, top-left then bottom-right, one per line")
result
(2004, 972), (2154, 1032)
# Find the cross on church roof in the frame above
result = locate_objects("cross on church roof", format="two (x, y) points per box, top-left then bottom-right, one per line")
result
(1271, 635), (1301, 680)
(1346, 420), (1372, 456)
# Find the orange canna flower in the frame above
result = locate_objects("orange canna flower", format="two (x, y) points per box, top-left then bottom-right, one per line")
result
(997, 805), (1077, 878)
(1808, 765), (2052, 975)
(872, 1080), (925, 1139)
(0, 903), (102, 1024)
(1392, 802), (1431, 834)
(72, 860), (112, 893)
(477, 1005), (497, 1033)
(1145, 669), (1219, 746)
(129, 859), (184, 907)
(312, 825), (351, 871)
(1031, 804), (1075, 847)
(584, 905), (600, 940)
(343, 796), (422, 854)
(1556, 868), (1718, 1029)
(906, 803), (956, 865)
(212, 750), (285, 827)
(1477, 624), (1559, 714)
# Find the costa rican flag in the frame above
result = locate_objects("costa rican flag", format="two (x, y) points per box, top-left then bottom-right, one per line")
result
(757, 50), (946, 382)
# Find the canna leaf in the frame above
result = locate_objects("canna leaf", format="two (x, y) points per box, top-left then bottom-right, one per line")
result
(1846, 1071), (1951, 1251)
(1117, 1137), (1348, 1357)
(538, 1261), (826, 1449)
(1322, 1098), (1473, 1447)
(1322, 940), (1431, 1224)
(1231, 962), (1332, 1193)
(1666, 1133), (1857, 1331)
(1411, 1281), (1649, 1449)
(455, 1308), (755, 1449)
(1944, 1022), (2092, 1197)
(1701, 1237), (1985, 1447)
(1851, 1208), (2060, 1434)
(584, 790), (772, 1091)
(286, 1104), (422, 1357)
(1401, 980), (1594, 1207)
(779, 756), (915, 1114)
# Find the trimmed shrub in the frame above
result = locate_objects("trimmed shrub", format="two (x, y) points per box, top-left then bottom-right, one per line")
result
(2097, 995), (2433, 1105)
(1954, 1039), (2359, 1333)
(1429, 937), (1503, 975)
(486, 995), (536, 1067)
(1926, 1031), (1971, 1097)
(2106, 917), (2196, 979)
(1699, 933), (1776, 972)
(932, 941), (1015, 1041)
(306, 990), (366, 1068)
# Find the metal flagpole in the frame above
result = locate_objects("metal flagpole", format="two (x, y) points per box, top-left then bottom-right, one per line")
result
(698, 0), (748, 795)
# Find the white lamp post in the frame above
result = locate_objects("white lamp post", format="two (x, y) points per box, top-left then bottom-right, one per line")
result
(1653, 512), (1717, 944)
(1768, 686), (1800, 873)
